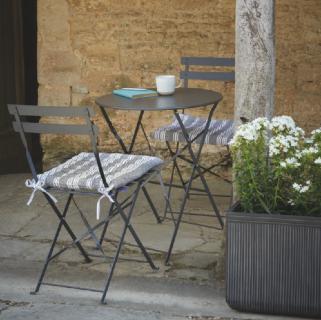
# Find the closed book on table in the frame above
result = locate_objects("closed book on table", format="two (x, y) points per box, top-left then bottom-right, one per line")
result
(113, 88), (157, 99)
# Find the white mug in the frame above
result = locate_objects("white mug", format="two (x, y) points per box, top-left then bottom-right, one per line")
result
(155, 75), (181, 95)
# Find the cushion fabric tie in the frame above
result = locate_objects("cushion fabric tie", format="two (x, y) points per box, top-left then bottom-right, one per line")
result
(25, 179), (58, 206)
(97, 186), (114, 220)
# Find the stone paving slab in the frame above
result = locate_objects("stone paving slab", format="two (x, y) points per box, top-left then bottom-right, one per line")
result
(0, 259), (308, 320)
(0, 174), (309, 320)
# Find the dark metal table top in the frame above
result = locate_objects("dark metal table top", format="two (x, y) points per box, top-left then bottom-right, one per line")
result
(95, 88), (222, 111)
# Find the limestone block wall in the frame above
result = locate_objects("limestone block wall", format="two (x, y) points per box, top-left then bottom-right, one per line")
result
(38, 0), (321, 163)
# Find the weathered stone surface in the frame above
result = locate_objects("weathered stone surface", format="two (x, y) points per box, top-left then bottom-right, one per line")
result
(38, 0), (321, 163)
(38, 85), (71, 106)
(275, 0), (321, 131)
(0, 173), (229, 282)
(235, 0), (275, 123)
(38, 0), (81, 86)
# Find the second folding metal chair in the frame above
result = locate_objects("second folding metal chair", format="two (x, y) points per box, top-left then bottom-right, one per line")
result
(151, 57), (235, 263)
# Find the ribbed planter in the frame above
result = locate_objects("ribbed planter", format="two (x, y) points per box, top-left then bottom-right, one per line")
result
(226, 207), (321, 318)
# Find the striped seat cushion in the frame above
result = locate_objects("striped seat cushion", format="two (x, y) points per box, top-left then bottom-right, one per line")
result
(38, 152), (163, 192)
(151, 114), (234, 145)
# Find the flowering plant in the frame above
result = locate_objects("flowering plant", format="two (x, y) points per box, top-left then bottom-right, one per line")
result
(230, 116), (321, 216)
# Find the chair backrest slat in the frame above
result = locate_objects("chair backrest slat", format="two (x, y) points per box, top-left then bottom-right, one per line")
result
(180, 56), (235, 85)
(9, 104), (98, 136)
(181, 57), (235, 67)
(8, 104), (95, 117)
(181, 71), (235, 82)
(12, 121), (99, 135)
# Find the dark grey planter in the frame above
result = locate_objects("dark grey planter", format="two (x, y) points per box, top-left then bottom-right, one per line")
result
(226, 207), (321, 318)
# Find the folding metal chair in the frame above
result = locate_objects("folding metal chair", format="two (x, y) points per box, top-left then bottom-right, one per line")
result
(150, 57), (235, 264)
(8, 104), (164, 303)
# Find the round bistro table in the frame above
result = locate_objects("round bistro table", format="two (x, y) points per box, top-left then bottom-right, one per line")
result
(95, 87), (223, 264)
(96, 88), (222, 111)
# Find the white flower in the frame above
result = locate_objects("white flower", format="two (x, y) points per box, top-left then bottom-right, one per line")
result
(231, 116), (305, 163)
(293, 183), (301, 192)
(229, 122), (262, 147)
(300, 185), (309, 193)
(288, 199), (295, 206)
(288, 136), (299, 147)
(301, 147), (319, 155)
(311, 128), (321, 136)
(251, 117), (269, 131)
(270, 116), (296, 132)
(269, 135), (299, 156)
(280, 161), (287, 168)
(270, 116), (305, 143)
(291, 127), (305, 138)
(309, 147), (318, 154)
(293, 182), (310, 193)
(269, 141), (280, 156)
(286, 157), (300, 167)
(279, 157), (300, 168)
(296, 152), (302, 159)
(314, 157), (321, 164)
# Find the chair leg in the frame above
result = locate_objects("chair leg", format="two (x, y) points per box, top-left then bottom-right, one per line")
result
(101, 183), (154, 304)
(165, 164), (198, 265)
(157, 174), (175, 223)
(165, 107), (224, 264)
(197, 168), (224, 226)
(141, 186), (161, 223)
(44, 193), (92, 263)
(96, 186), (158, 268)
(163, 141), (185, 221)
(126, 223), (158, 271)
(72, 197), (105, 254)
(117, 187), (159, 269)
(31, 194), (75, 294)
(98, 197), (117, 246)
(163, 152), (176, 220)
(174, 110), (224, 228)
(165, 141), (188, 194)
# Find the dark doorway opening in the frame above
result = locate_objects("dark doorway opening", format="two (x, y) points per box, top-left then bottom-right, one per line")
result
(0, 0), (41, 174)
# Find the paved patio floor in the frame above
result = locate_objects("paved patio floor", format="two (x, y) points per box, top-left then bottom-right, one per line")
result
(0, 174), (309, 320)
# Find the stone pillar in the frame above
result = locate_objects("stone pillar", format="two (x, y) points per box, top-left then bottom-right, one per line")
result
(235, 0), (275, 125)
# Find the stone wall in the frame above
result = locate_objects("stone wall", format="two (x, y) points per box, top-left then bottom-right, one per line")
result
(38, 0), (321, 163)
